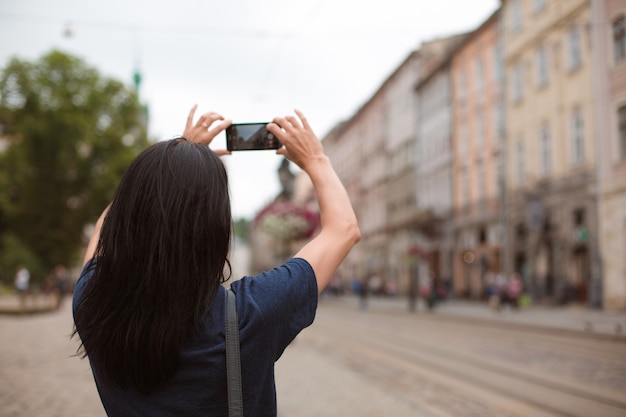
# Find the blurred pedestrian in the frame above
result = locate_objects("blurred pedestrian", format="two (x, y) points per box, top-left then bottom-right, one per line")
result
(490, 272), (507, 311)
(501, 272), (523, 310)
(72, 106), (360, 416)
(14, 265), (30, 311)
(358, 276), (369, 310)
(368, 274), (382, 296)
(53, 265), (71, 310)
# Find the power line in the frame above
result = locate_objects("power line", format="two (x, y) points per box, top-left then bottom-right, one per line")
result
(0, 11), (294, 40)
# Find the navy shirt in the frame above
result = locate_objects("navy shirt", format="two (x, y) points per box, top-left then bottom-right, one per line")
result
(73, 257), (318, 417)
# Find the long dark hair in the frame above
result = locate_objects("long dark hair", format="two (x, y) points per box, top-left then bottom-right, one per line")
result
(73, 138), (231, 394)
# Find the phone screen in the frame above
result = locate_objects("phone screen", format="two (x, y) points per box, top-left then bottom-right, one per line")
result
(226, 123), (281, 151)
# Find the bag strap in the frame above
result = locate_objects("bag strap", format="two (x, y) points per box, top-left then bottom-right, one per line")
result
(225, 288), (243, 417)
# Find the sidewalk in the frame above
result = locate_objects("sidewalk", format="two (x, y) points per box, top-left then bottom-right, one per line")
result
(0, 293), (58, 315)
(321, 294), (626, 339)
(2, 292), (625, 339)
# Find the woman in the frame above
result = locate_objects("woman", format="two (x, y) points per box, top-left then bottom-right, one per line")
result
(72, 106), (360, 416)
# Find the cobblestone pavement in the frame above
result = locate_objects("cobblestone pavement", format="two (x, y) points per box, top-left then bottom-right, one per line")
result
(2, 293), (624, 417)
(0, 301), (427, 417)
(326, 294), (626, 338)
(276, 339), (426, 417)
(303, 299), (626, 417)
(0, 305), (105, 417)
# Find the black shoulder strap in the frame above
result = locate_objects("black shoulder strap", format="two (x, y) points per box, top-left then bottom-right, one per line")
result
(225, 288), (243, 417)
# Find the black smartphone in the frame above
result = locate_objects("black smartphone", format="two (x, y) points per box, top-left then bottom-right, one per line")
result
(225, 123), (281, 151)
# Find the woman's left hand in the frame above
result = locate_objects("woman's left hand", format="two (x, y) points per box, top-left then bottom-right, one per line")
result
(183, 105), (232, 155)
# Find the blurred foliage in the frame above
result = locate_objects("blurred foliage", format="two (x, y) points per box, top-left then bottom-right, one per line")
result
(254, 201), (319, 241)
(233, 217), (251, 242)
(0, 49), (149, 284)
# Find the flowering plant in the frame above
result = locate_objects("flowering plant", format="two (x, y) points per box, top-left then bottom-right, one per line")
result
(254, 201), (319, 241)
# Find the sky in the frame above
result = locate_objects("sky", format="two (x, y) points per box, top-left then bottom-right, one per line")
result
(0, 0), (498, 219)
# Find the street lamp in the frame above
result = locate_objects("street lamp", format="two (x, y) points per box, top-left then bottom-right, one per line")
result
(462, 250), (475, 298)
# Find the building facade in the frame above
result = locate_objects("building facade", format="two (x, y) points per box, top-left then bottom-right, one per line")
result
(320, 120), (365, 288)
(591, 0), (626, 311)
(450, 11), (505, 299)
(414, 39), (464, 296)
(248, 0), (626, 311)
(502, 0), (600, 305)
(383, 51), (421, 295)
(353, 91), (388, 290)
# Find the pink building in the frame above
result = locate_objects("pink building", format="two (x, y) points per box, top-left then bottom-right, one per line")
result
(450, 11), (504, 298)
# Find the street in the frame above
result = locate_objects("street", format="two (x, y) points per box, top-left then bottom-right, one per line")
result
(1, 298), (625, 417)
(282, 297), (626, 417)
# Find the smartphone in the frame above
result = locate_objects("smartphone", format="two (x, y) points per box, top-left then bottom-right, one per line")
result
(225, 123), (282, 151)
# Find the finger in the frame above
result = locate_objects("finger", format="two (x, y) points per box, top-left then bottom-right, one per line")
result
(213, 149), (231, 157)
(272, 116), (293, 131)
(186, 104), (198, 130)
(267, 122), (284, 137)
(207, 119), (232, 138)
(294, 109), (311, 131)
(198, 112), (224, 128)
(284, 115), (301, 130)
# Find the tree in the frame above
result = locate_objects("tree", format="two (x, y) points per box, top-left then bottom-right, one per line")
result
(233, 217), (251, 242)
(0, 50), (149, 283)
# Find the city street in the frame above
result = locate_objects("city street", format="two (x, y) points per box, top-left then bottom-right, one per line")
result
(1, 297), (625, 417)
(280, 297), (626, 417)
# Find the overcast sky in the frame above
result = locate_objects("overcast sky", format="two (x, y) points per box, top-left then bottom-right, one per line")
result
(0, 0), (498, 219)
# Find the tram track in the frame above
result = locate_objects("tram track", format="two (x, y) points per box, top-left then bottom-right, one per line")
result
(306, 305), (626, 417)
(323, 299), (626, 358)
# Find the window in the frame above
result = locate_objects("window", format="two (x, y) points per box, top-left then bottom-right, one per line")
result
(493, 46), (503, 81)
(458, 120), (468, 157)
(493, 102), (504, 140)
(534, 0), (546, 14)
(539, 123), (552, 175)
(619, 105), (626, 159)
(476, 109), (485, 149)
(567, 27), (582, 70)
(511, 0), (522, 32)
(512, 63), (524, 102)
(570, 107), (585, 164)
(458, 70), (467, 101)
(516, 138), (525, 184)
(614, 16), (626, 62)
(573, 208), (585, 227)
(475, 57), (484, 93)
(477, 161), (485, 201)
(536, 46), (549, 87)
(497, 158), (505, 199)
(462, 167), (470, 206)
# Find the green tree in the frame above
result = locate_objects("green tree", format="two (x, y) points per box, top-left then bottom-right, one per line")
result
(233, 217), (251, 242)
(0, 50), (149, 283)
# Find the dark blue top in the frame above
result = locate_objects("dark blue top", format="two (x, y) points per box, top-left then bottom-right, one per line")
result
(73, 257), (318, 417)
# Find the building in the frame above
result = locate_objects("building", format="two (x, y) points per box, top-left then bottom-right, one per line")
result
(414, 36), (467, 296)
(321, 121), (365, 288)
(450, 11), (505, 299)
(502, 0), (600, 305)
(384, 51), (421, 295)
(321, 38), (462, 295)
(356, 90), (389, 291)
(249, 1), (626, 311)
(591, 0), (626, 311)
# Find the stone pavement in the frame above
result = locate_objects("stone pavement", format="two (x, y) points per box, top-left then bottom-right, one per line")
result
(0, 297), (425, 417)
(1, 293), (625, 417)
(0, 302), (105, 417)
(321, 294), (626, 339)
(4, 292), (625, 337)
